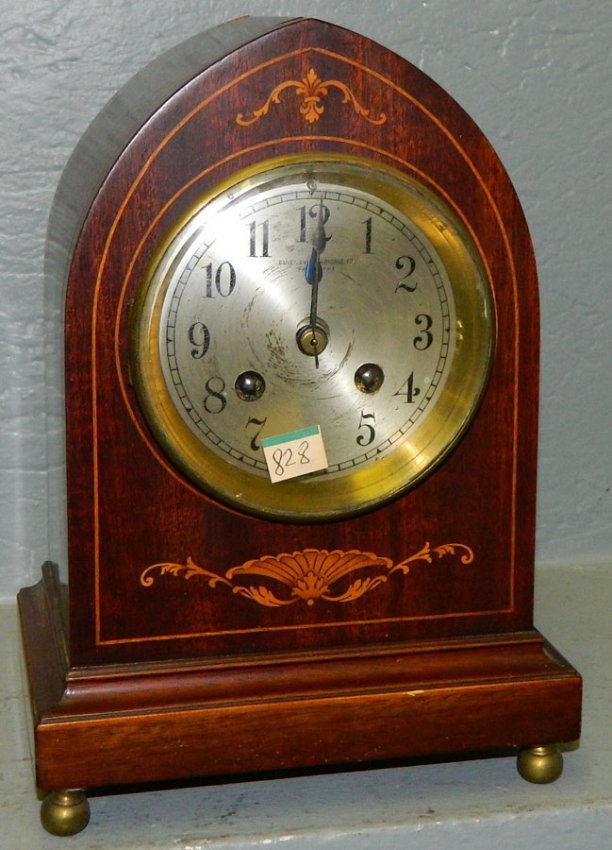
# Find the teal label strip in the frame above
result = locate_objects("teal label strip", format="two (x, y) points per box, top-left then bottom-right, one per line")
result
(261, 425), (320, 448)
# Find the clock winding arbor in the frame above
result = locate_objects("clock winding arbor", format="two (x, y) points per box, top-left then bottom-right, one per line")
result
(19, 17), (581, 836)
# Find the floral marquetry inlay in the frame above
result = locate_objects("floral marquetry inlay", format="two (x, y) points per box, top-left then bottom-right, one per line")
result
(140, 543), (474, 608)
(236, 68), (386, 126)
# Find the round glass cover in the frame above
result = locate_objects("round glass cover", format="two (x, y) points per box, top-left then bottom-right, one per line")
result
(131, 156), (494, 521)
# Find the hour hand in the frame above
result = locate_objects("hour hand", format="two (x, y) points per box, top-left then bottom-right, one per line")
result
(300, 201), (329, 367)
(305, 245), (323, 288)
(305, 246), (322, 367)
(304, 201), (327, 287)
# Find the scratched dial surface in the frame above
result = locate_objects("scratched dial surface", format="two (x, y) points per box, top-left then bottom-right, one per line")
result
(132, 157), (493, 520)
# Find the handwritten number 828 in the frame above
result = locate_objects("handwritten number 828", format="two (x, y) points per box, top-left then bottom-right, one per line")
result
(271, 441), (310, 476)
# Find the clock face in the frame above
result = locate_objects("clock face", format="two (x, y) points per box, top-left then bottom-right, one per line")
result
(131, 156), (493, 520)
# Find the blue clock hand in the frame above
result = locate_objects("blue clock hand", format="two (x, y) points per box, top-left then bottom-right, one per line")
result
(304, 199), (328, 367)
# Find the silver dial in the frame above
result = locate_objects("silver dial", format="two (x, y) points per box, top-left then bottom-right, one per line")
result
(132, 157), (493, 520)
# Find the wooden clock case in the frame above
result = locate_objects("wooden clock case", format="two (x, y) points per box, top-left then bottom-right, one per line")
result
(19, 16), (581, 832)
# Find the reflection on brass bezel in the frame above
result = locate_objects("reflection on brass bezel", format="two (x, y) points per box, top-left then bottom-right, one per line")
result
(130, 154), (494, 522)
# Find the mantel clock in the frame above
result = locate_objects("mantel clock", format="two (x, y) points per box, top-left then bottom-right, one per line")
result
(18, 17), (582, 836)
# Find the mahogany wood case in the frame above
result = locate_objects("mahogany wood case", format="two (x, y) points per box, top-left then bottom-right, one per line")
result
(19, 16), (581, 797)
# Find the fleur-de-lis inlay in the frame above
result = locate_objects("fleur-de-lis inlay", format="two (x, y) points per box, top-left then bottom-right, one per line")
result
(236, 68), (386, 126)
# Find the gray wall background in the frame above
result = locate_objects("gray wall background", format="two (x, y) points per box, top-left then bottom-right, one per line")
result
(1, 0), (610, 597)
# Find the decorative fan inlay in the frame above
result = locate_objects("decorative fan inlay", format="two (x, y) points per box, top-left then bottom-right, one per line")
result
(140, 542), (473, 608)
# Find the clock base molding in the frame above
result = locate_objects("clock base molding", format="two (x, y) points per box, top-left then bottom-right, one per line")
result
(19, 563), (581, 797)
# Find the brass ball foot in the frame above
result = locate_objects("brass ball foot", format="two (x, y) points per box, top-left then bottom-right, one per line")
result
(517, 745), (563, 784)
(40, 789), (90, 836)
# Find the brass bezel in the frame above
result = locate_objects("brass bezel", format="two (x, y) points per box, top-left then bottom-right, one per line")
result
(130, 155), (494, 522)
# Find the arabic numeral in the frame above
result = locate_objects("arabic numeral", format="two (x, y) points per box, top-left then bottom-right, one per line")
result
(203, 376), (227, 414)
(298, 203), (331, 241)
(395, 255), (417, 293)
(363, 217), (373, 253)
(245, 416), (267, 451)
(249, 219), (270, 257)
(310, 202), (331, 224)
(356, 411), (376, 447)
(204, 261), (236, 298)
(187, 321), (210, 359)
(413, 313), (433, 350)
(394, 372), (421, 403)
(299, 205), (307, 242)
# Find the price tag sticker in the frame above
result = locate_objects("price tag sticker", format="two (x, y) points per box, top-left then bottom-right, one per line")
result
(261, 425), (328, 483)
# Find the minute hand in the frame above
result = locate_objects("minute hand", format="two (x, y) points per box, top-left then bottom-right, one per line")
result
(304, 202), (329, 367)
